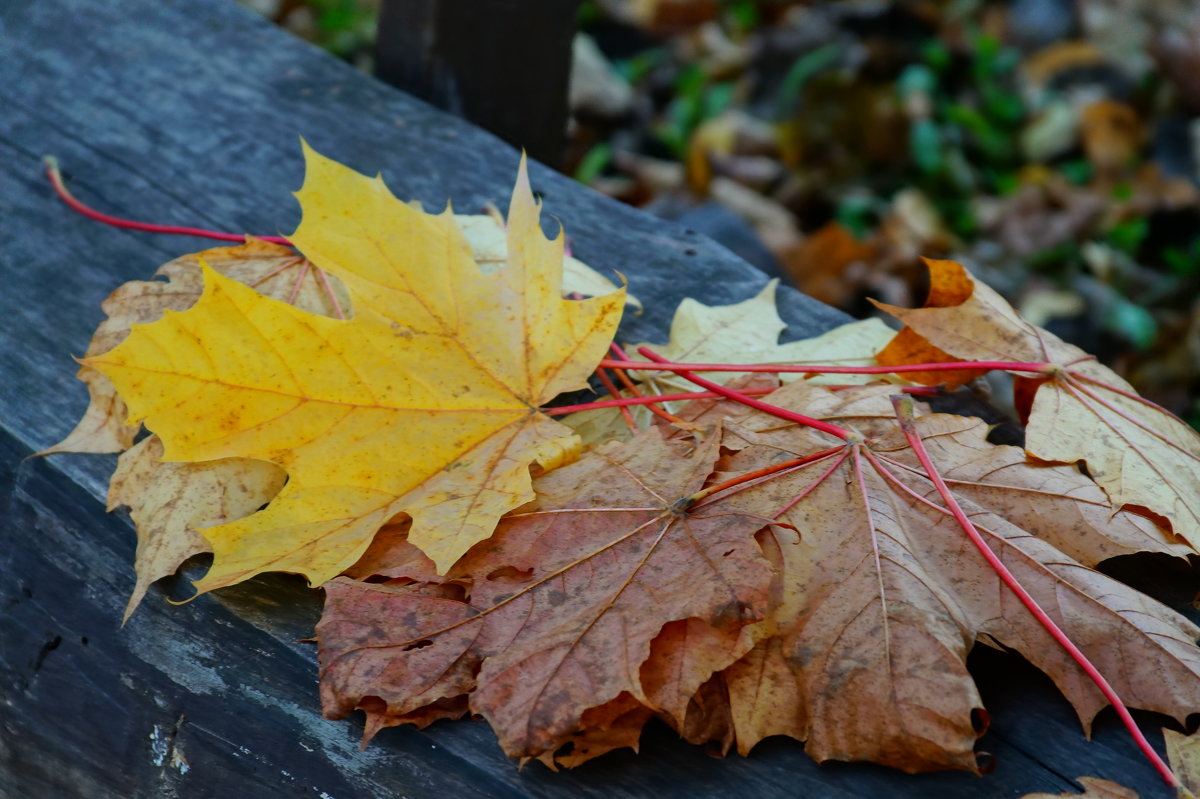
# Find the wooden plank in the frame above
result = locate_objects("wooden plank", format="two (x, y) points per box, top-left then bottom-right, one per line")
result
(374, 0), (579, 167)
(0, 1), (1190, 796)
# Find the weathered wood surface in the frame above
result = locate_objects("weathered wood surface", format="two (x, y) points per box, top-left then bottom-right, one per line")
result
(0, 1), (1191, 797)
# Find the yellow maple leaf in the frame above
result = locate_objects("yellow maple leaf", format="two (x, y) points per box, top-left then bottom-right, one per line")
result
(88, 144), (625, 590)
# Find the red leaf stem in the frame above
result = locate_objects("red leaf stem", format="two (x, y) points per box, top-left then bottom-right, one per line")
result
(592, 366), (639, 432)
(636, 346), (852, 441)
(607, 343), (686, 425)
(286, 258), (312, 305)
(685, 447), (844, 510)
(546, 386), (778, 415)
(44, 156), (292, 246)
(888, 394), (1181, 790)
(597, 358), (1053, 376)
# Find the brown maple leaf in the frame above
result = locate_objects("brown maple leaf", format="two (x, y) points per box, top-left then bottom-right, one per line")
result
(320, 376), (1197, 773)
(317, 427), (772, 764)
(109, 436), (286, 623)
(705, 383), (1200, 772)
(717, 381), (1183, 568)
(875, 258), (1200, 550)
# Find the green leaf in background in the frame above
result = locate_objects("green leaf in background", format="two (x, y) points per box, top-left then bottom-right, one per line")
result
(1106, 298), (1158, 351)
(615, 48), (666, 85)
(1106, 217), (1148, 256)
(1163, 238), (1200, 277)
(703, 82), (735, 120)
(898, 63), (937, 97)
(921, 39), (951, 72)
(727, 0), (759, 33)
(775, 43), (841, 118)
(1060, 159), (1094, 185)
(835, 194), (880, 239)
(910, 118), (943, 174)
(573, 142), (613, 185)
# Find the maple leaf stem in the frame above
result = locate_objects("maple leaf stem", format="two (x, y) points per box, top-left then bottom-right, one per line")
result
(248, 256), (305, 287)
(312, 263), (347, 320)
(607, 343), (686, 425)
(597, 358), (1052, 376)
(874, 453), (1118, 511)
(43, 156), (292, 246)
(684, 447), (844, 509)
(287, 258), (312, 305)
(546, 386), (777, 415)
(636, 347), (852, 440)
(593, 366), (639, 432)
(889, 395), (1182, 790)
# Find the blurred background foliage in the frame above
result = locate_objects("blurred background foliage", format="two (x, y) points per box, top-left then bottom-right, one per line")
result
(242, 0), (1199, 429)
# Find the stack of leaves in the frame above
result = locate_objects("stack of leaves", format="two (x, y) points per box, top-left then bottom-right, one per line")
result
(50, 146), (1200, 788)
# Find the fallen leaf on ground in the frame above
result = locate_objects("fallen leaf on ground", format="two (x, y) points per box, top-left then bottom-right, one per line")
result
(634, 278), (894, 394)
(1165, 728), (1200, 799)
(43, 238), (338, 454)
(109, 436), (286, 622)
(317, 427), (772, 765)
(88, 144), (625, 590)
(875, 258), (1200, 549)
(1080, 100), (1143, 181)
(709, 384), (1200, 771)
(780, 221), (880, 308)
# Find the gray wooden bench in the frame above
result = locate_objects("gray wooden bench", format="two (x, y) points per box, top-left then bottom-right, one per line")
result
(0, 1), (1187, 796)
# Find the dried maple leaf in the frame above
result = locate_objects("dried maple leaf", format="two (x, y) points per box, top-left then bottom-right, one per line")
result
(716, 381), (1183, 567)
(53, 209), (626, 457)
(640, 617), (756, 731)
(1165, 728), (1200, 799)
(867, 411), (1188, 567)
(49, 239), (340, 618)
(56, 215), (623, 614)
(635, 279), (894, 393)
(704, 384), (1200, 772)
(44, 238), (341, 454)
(109, 436), (286, 623)
(317, 427), (772, 765)
(87, 145), (625, 590)
(875, 258), (1200, 549)
(562, 281), (893, 441)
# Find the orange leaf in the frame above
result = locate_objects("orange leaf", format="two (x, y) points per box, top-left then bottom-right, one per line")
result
(873, 257), (987, 387)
